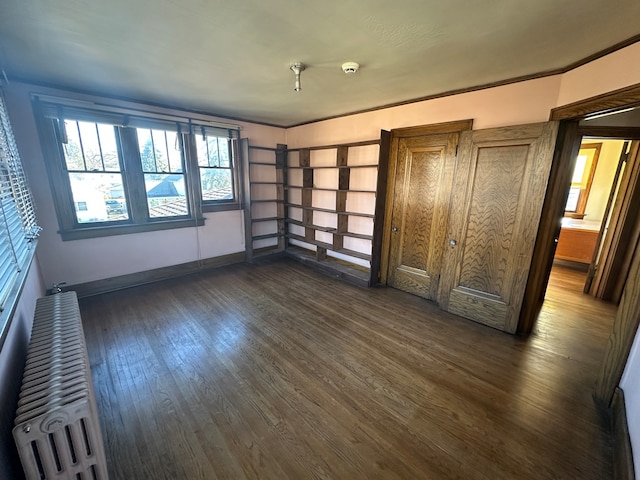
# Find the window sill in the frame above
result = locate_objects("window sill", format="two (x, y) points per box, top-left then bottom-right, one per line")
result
(60, 217), (205, 241)
(202, 202), (241, 213)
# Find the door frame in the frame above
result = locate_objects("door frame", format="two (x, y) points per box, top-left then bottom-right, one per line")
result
(523, 82), (640, 406)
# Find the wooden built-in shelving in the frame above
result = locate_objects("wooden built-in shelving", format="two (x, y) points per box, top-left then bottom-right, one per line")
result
(242, 141), (287, 260)
(242, 135), (391, 286)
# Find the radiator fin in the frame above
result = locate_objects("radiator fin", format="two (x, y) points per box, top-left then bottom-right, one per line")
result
(13, 291), (109, 480)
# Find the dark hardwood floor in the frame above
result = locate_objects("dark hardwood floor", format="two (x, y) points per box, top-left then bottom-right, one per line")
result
(79, 258), (617, 479)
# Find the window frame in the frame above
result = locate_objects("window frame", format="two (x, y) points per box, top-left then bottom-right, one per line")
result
(0, 88), (40, 348)
(33, 98), (242, 241)
(187, 132), (241, 213)
(564, 142), (601, 219)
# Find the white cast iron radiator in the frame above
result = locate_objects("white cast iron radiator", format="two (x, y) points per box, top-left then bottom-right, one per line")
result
(13, 291), (109, 480)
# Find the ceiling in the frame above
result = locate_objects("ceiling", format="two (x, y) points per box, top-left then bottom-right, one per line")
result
(1, 0), (640, 127)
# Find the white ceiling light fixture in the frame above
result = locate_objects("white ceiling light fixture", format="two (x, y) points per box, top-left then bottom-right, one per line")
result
(290, 62), (306, 92)
(342, 62), (360, 74)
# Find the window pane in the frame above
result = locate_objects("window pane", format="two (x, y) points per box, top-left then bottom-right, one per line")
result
(63, 121), (119, 173)
(69, 172), (128, 223)
(138, 129), (183, 174)
(572, 154), (588, 184)
(217, 138), (230, 168)
(63, 121), (85, 170)
(145, 173), (188, 218)
(200, 168), (233, 201)
(565, 187), (580, 212)
(195, 135), (230, 168)
(98, 124), (120, 172)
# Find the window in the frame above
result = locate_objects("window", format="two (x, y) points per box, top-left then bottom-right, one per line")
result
(137, 128), (188, 218)
(34, 97), (241, 240)
(195, 132), (236, 209)
(565, 143), (601, 219)
(0, 88), (40, 346)
(63, 120), (129, 224)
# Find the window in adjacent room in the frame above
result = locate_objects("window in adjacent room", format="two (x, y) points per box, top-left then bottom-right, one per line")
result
(565, 142), (601, 219)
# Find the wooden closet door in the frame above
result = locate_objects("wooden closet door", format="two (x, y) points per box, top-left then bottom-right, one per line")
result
(386, 133), (459, 301)
(439, 122), (558, 333)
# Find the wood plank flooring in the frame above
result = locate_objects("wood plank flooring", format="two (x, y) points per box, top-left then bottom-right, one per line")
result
(79, 259), (617, 479)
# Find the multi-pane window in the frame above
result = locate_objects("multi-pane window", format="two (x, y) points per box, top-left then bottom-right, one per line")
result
(565, 143), (601, 218)
(35, 99), (241, 240)
(196, 133), (235, 205)
(137, 128), (187, 218)
(63, 120), (128, 224)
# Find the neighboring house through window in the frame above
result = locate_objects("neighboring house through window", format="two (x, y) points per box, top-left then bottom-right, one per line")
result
(33, 97), (241, 240)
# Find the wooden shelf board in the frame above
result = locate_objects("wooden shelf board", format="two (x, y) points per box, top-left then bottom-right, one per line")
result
(287, 164), (378, 170)
(251, 199), (284, 204)
(252, 233), (284, 241)
(285, 186), (376, 194)
(285, 246), (371, 288)
(252, 216), (282, 223)
(285, 219), (373, 240)
(285, 203), (375, 218)
(286, 233), (371, 261)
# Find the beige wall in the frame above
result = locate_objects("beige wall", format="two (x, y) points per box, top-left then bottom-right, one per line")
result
(557, 42), (640, 107)
(4, 82), (286, 287)
(584, 140), (625, 223)
(286, 76), (562, 147)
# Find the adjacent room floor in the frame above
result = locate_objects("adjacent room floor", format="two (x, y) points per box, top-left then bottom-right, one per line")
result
(80, 258), (617, 479)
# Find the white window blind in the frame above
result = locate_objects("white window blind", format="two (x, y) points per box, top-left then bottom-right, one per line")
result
(0, 88), (40, 311)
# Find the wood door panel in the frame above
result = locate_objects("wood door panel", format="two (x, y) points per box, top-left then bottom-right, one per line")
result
(457, 145), (526, 296)
(387, 134), (458, 301)
(441, 122), (558, 332)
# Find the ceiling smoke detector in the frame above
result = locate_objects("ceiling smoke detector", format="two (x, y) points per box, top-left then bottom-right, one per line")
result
(342, 62), (360, 74)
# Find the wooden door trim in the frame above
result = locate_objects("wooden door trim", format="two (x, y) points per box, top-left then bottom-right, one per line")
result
(591, 141), (640, 301)
(380, 119), (473, 286)
(524, 83), (640, 335)
(519, 122), (581, 334)
(390, 119), (474, 139)
(550, 83), (640, 121)
(521, 80), (640, 405)
(595, 241), (640, 406)
(370, 130), (391, 285)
